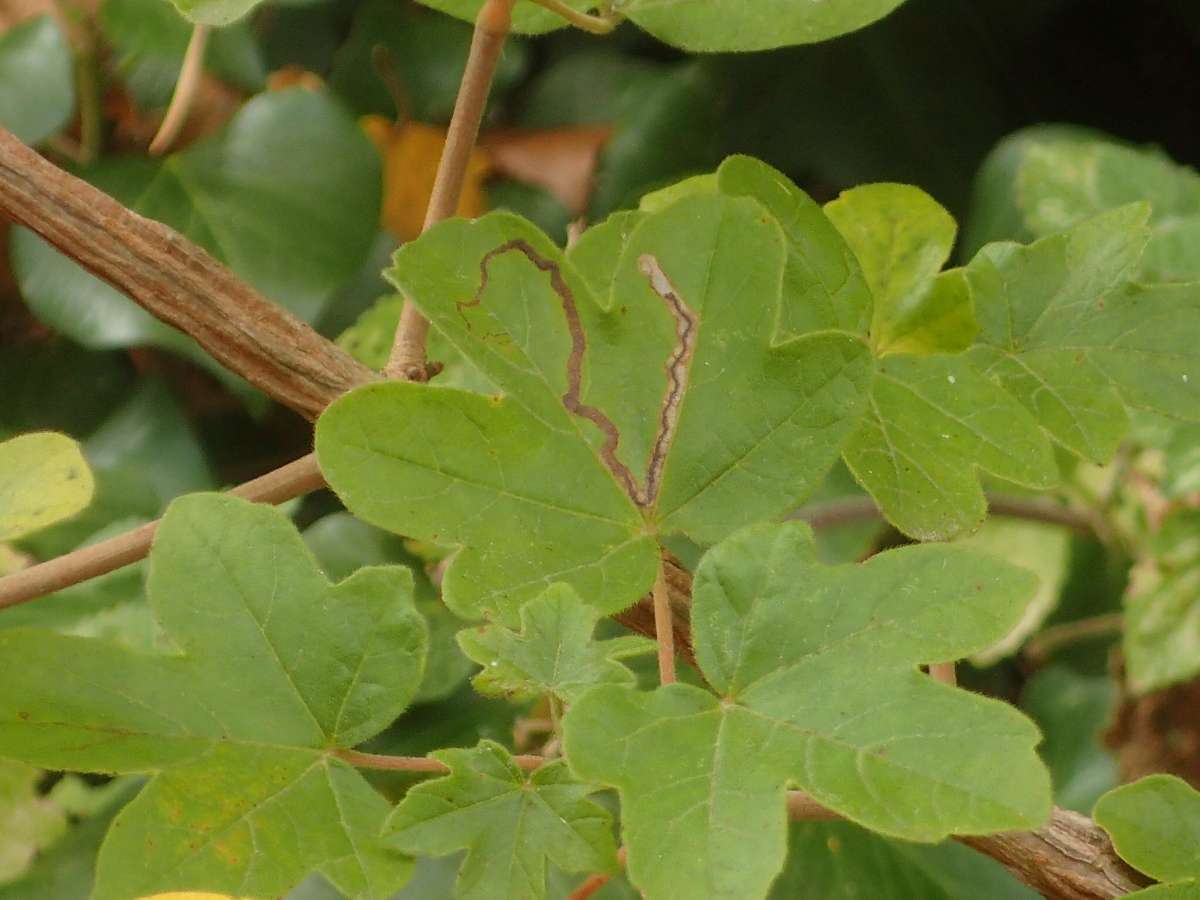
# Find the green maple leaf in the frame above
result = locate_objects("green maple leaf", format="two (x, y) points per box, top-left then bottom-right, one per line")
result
(563, 520), (1051, 900)
(0, 432), (94, 542)
(966, 203), (1200, 463)
(972, 131), (1200, 282)
(1094, 775), (1200, 898)
(825, 185), (1058, 539)
(316, 160), (874, 624)
(828, 185), (1200, 539)
(385, 740), (617, 900)
(457, 583), (654, 703)
(0, 494), (427, 899)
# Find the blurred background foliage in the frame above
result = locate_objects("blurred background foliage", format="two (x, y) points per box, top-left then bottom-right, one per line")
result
(3, 0), (1200, 895)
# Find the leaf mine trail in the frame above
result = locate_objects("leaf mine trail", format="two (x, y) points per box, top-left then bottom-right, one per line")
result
(459, 241), (699, 511)
(637, 253), (699, 508)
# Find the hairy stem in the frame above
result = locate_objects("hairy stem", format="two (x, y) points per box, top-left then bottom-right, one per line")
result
(148, 24), (210, 156)
(384, 0), (516, 381)
(0, 454), (324, 610)
(652, 554), (677, 684)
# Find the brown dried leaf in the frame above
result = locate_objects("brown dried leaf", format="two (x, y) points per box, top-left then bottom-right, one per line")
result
(481, 125), (612, 216)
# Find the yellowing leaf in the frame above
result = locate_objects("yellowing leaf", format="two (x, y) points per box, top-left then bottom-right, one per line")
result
(0, 432), (94, 542)
(363, 115), (490, 241)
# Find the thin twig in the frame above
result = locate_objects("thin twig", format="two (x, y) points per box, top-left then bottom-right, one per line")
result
(568, 847), (627, 900)
(334, 748), (545, 772)
(73, 20), (102, 164)
(384, 0), (516, 381)
(0, 454), (324, 611)
(149, 24), (210, 156)
(524, 0), (622, 33)
(652, 554), (677, 684)
(1023, 613), (1124, 666)
(513, 717), (554, 751)
(792, 494), (1098, 535)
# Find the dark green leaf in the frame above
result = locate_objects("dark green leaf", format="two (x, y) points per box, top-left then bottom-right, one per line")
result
(13, 89), (380, 360)
(99, 0), (266, 107)
(1022, 667), (1117, 813)
(770, 820), (1037, 899)
(0, 16), (73, 145)
(330, 0), (528, 123)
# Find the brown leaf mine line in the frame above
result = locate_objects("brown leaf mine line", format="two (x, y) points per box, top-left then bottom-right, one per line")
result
(460, 239), (644, 503)
(638, 254), (698, 508)
(458, 242), (698, 512)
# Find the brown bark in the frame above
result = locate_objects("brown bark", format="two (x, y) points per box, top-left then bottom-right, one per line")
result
(0, 128), (377, 421)
(962, 807), (1148, 900)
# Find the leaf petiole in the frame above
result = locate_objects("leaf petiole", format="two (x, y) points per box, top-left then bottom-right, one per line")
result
(148, 23), (209, 156)
(652, 552), (676, 684)
(523, 0), (623, 34)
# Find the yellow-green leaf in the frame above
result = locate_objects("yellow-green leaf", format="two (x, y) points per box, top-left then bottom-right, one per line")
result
(0, 433), (94, 542)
